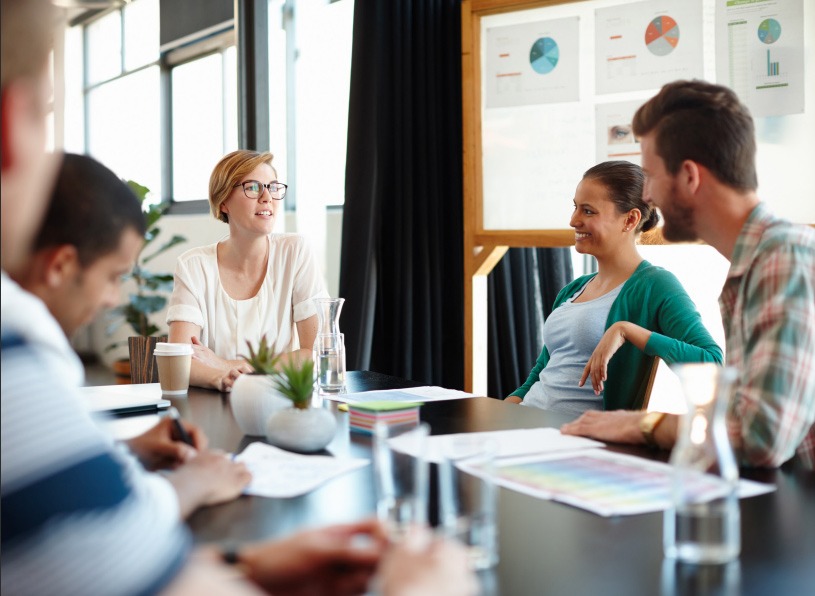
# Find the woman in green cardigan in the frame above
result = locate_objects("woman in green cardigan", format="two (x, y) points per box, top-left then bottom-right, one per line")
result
(506, 161), (722, 414)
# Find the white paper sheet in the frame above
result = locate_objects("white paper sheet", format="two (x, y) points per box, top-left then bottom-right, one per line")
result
(234, 442), (370, 498)
(328, 387), (477, 404)
(390, 427), (604, 464)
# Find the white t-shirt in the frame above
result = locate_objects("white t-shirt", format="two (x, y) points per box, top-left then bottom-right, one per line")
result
(166, 234), (329, 359)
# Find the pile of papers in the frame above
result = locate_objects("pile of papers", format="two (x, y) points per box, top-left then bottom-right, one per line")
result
(348, 401), (422, 435)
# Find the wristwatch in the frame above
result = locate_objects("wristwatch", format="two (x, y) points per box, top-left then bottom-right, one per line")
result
(640, 411), (666, 448)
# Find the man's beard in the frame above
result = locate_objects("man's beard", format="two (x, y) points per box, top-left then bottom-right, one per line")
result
(660, 181), (697, 242)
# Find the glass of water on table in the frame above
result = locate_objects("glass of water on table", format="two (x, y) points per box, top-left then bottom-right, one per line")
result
(373, 421), (430, 543)
(313, 333), (346, 395)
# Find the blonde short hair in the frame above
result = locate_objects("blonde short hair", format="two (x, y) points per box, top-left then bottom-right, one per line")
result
(209, 150), (276, 223)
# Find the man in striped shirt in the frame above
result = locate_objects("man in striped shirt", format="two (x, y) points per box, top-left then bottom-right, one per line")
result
(563, 80), (815, 468)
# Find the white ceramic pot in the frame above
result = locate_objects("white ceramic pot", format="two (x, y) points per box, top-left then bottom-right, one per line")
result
(266, 407), (338, 453)
(230, 374), (291, 436)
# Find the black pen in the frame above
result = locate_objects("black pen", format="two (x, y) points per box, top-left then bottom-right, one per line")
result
(168, 407), (195, 447)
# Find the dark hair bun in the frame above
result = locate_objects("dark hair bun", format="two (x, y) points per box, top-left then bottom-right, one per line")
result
(640, 207), (660, 233)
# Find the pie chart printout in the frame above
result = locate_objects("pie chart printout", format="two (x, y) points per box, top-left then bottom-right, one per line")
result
(530, 37), (559, 74)
(757, 18), (781, 44)
(645, 15), (679, 57)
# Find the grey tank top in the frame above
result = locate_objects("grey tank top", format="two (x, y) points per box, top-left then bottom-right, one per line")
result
(521, 282), (623, 416)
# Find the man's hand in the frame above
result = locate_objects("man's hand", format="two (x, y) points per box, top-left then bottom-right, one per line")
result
(125, 416), (207, 471)
(166, 450), (252, 518)
(239, 519), (387, 596)
(560, 410), (646, 444)
(376, 527), (479, 596)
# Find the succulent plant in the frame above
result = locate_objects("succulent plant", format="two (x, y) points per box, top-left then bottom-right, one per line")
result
(271, 358), (315, 410)
(242, 334), (281, 375)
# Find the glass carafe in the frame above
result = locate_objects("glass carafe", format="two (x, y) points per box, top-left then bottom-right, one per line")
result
(314, 298), (345, 336)
(664, 363), (740, 565)
(313, 298), (346, 395)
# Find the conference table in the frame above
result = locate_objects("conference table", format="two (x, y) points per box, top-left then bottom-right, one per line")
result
(150, 371), (814, 596)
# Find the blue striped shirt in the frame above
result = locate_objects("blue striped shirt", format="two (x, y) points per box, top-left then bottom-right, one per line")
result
(1, 333), (190, 595)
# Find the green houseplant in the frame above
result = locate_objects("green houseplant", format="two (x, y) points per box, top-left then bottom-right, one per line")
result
(231, 335), (291, 435)
(106, 181), (186, 380)
(265, 356), (337, 452)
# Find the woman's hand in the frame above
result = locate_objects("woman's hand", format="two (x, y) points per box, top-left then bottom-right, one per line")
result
(211, 367), (252, 393)
(190, 336), (253, 392)
(580, 322), (651, 394)
(191, 336), (230, 369)
(505, 395), (523, 404)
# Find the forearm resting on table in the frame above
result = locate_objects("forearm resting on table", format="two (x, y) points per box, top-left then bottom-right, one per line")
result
(189, 358), (247, 391)
(561, 410), (679, 450)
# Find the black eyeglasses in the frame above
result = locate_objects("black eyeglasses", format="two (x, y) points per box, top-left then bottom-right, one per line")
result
(233, 180), (287, 200)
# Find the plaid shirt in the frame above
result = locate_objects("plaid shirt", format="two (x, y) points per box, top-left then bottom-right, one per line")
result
(720, 203), (815, 468)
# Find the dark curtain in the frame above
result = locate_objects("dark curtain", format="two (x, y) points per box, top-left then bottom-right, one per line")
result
(487, 248), (573, 398)
(340, 0), (464, 389)
(340, 0), (573, 393)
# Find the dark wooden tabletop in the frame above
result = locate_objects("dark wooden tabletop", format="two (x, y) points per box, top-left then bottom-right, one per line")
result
(161, 371), (815, 596)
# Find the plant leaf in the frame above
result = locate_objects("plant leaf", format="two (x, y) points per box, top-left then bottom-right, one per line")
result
(142, 234), (187, 264)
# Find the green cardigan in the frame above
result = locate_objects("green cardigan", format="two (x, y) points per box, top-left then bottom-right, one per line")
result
(511, 261), (723, 410)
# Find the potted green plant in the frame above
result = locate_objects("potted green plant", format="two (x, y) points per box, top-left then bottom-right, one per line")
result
(231, 335), (291, 435)
(265, 357), (337, 453)
(106, 181), (186, 382)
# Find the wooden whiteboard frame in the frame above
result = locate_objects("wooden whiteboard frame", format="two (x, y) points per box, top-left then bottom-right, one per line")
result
(462, 0), (591, 394)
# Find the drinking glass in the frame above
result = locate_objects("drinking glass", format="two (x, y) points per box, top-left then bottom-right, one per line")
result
(439, 435), (499, 570)
(373, 421), (430, 542)
(313, 333), (346, 395)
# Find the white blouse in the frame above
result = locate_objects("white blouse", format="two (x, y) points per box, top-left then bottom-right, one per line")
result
(166, 234), (329, 360)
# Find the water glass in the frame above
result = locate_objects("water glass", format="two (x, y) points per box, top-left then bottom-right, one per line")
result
(313, 333), (346, 395)
(665, 364), (740, 565)
(439, 435), (499, 570)
(373, 421), (430, 542)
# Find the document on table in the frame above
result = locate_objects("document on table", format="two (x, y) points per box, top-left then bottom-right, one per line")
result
(234, 442), (370, 498)
(330, 386), (476, 404)
(391, 427), (605, 463)
(491, 449), (775, 517)
(80, 384), (171, 414)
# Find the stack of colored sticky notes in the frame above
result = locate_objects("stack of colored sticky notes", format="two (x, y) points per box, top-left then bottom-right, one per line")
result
(348, 401), (422, 435)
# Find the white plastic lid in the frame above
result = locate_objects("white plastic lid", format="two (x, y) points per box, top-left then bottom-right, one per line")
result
(153, 342), (193, 356)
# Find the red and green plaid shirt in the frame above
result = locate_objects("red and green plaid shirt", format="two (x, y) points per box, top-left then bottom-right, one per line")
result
(720, 203), (815, 468)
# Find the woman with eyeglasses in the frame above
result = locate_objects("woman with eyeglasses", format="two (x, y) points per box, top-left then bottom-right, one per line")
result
(167, 150), (328, 391)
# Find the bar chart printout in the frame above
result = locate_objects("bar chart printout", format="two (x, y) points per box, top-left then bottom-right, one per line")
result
(766, 49), (779, 77)
(715, 0), (804, 117)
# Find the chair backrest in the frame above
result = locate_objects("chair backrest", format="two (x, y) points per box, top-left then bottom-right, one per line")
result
(128, 335), (167, 384)
(640, 356), (661, 411)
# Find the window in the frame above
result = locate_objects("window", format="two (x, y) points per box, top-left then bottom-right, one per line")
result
(76, 0), (162, 200)
(171, 48), (238, 202)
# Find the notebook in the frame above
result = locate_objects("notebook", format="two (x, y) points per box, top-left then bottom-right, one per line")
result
(80, 383), (172, 414)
